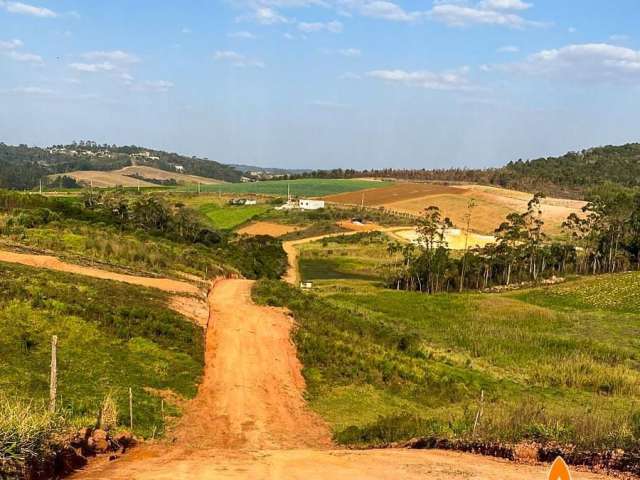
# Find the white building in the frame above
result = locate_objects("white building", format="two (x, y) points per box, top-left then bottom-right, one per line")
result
(175, 165), (185, 173)
(299, 199), (325, 210)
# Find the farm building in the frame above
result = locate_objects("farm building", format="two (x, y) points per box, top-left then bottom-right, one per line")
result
(299, 199), (325, 210)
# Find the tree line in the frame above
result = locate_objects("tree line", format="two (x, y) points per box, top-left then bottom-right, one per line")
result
(385, 184), (640, 293)
(288, 143), (640, 199)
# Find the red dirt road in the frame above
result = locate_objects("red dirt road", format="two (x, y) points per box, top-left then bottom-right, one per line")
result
(73, 279), (613, 480)
(0, 250), (199, 295)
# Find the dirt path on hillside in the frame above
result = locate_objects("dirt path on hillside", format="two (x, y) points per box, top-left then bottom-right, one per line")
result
(73, 279), (612, 480)
(172, 279), (332, 450)
(0, 250), (199, 294)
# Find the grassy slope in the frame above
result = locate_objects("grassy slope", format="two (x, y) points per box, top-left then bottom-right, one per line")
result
(197, 203), (271, 230)
(254, 237), (640, 451)
(0, 262), (203, 438)
(198, 179), (394, 197)
(299, 233), (392, 281)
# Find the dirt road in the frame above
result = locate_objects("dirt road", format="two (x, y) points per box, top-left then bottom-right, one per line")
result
(0, 249), (209, 326)
(0, 250), (199, 295)
(73, 279), (611, 480)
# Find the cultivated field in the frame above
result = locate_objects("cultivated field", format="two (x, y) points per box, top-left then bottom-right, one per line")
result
(324, 182), (586, 235)
(55, 166), (223, 188)
(116, 166), (224, 185)
(196, 203), (271, 230)
(237, 221), (303, 237)
(199, 178), (395, 197)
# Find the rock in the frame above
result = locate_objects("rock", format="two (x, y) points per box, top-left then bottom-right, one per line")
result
(114, 431), (137, 453)
(91, 429), (110, 453)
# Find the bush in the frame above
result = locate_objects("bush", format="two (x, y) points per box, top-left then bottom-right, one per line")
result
(0, 396), (66, 477)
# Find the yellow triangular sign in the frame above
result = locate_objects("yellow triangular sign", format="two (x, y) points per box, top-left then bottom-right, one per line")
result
(548, 456), (572, 480)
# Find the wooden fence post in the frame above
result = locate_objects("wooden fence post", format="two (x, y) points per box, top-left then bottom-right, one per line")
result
(49, 335), (57, 413)
(129, 387), (133, 430)
(472, 389), (484, 435)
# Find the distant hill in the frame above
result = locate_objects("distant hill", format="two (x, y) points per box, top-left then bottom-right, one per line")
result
(0, 142), (242, 189)
(228, 164), (312, 176)
(294, 143), (640, 199)
(498, 143), (640, 196)
(52, 166), (225, 188)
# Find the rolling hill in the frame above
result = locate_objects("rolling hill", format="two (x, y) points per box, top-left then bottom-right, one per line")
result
(55, 166), (225, 188)
(296, 142), (640, 199)
(0, 142), (241, 189)
(323, 182), (585, 235)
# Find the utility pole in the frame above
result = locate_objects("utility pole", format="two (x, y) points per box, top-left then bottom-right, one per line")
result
(49, 335), (58, 413)
(39, 179), (43, 195)
(361, 192), (365, 209)
(459, 198), (476, 293)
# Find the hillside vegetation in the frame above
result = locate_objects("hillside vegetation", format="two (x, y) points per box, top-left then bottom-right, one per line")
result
(295, 143), (640, 199)
(0, 189), (289, 476)
(254, 270), (640, 454)
(0, 263), (203, 475)
(0, 142), (241, 190)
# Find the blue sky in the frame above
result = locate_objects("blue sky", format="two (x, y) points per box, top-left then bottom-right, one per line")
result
(0, 0), (639, 169)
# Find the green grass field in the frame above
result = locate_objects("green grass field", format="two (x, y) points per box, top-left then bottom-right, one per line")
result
(0, 262), (204, 440)
(299, 233), (392, 282)
(196, 203), (271, 230)
(254, 234), (640, 453)
(194, 179), (394, 197)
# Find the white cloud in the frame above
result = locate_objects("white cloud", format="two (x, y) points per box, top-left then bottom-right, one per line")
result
(298, 20), (342, 33)
(181, 27), (192, 34)
(367, 67), (473, 91)
(430, 3), (540, 28)
(478, 0), (531, 10)
(214, 50), (245, 62)
(339, 48), (361, 57)
(81, 50), (139, 64)
(359, 1), (423, 21)
(340, 0), (426, 22)
(118, 72), (134, 85)
(568, 26), (576, 33)
(139, 80), (174, 93)
(0, 1), (57, 17)
(214, 50), (265, 68)
(498, 45), (519, 53)
(69, 62), (115, 73)
(5, 50), (43, 63)
(511, 43), (640, 82)
(0, 38), (23, 50)
(228, 31), (257, 39)
(240, 6), (289, 24)
(283, 32), (295, 40)
(0, 38), (42, 64)
(0, 86), (55, 95)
